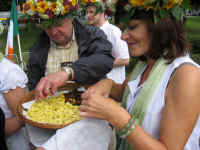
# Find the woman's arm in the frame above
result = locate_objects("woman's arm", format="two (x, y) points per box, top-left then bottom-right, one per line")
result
(5, 117), (24, 136)
(158, 64), (200, 149)
(80, 64), (200, 150)
(80, 93), (167, 150)
(4, 87), (26, 136)
(116, 64), (200, 150)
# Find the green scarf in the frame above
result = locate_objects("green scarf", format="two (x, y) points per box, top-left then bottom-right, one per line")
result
(0, 52), (3, 62)
(118, 58), (167, 150)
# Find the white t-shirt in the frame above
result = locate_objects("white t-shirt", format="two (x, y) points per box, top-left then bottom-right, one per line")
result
(100, 21), (129, 84)
(0, 58), (30, 150)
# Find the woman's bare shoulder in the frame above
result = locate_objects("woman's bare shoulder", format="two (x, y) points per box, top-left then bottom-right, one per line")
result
(167, 63), (200, 105)
(172, 63), (200, 85)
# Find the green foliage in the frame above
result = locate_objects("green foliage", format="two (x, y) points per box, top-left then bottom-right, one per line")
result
(181, 0), (191, 9)
(126, 58), (137, 75)
(171, 6), (184, 20)
(80, 1), (105, 16)
(153, 13), (159, 24)
(185, 16), (200, 54)
(191, 53), (200, 64)
(35, 11), (78, 29)
(160, 9), (169, 19)
(95, 2), (105, 14)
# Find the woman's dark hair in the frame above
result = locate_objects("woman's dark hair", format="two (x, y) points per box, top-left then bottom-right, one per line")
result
(115, 0), (190, 62)
(149, 16), (190, 63)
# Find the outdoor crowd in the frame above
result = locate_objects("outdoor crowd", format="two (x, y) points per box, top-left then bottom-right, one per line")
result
(0, 0), (200, 150)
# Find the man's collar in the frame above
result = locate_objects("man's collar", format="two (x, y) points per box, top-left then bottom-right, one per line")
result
(100, 20), (109, 28)
(72, 27), (76, 41)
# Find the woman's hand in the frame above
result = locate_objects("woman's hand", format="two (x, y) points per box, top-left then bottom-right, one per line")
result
(80, 89), (117, 120)
(80, 89), (131, 130)
(83, 78), (125, 101)
(83, 79), (114, 98)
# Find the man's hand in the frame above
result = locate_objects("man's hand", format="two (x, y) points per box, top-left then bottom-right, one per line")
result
(113, 58), (129, 67)
(35, 71), (69, 99)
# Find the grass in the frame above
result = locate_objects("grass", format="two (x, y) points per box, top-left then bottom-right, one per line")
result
(185, 16), (200, 54)
(185, 16), (200, 41)
(185, 16), (200, 32)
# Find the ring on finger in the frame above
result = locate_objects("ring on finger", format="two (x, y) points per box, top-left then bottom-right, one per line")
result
(45, 87), (50, 90)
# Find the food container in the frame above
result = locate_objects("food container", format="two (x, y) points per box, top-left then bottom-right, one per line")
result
(17, 85), (84, 129)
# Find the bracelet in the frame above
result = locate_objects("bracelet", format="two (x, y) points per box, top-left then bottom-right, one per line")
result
(117, 118), (138, 139)
(61, 66), (73, 80)
(122, 119), (139, 138)
(118, 117), (134, 135)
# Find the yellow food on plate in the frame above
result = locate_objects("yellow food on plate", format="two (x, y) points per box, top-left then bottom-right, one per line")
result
(27, 93), (81, 125)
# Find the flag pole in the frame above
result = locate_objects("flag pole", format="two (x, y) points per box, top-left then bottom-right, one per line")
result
(17, 34), (24, 69)
(16, 0), (24, 69)
(17, 0), (24, 69)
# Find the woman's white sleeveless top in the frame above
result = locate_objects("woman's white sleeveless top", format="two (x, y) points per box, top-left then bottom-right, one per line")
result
(126, 55), (200, 150)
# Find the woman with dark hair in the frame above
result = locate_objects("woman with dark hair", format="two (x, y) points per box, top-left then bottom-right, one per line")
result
(80, 0), (200, 150)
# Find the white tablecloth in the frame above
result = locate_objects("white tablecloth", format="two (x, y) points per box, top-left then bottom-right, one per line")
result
(26, 118), (112, 150)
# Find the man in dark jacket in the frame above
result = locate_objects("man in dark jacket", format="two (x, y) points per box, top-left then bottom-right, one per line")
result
(24, 1), (114, 149)
(28, 17), (114, 98)
(27, 17), (114, 150)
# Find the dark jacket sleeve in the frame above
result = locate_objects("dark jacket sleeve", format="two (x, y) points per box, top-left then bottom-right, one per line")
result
(72, 19), (114, 84)
(27, 32), (50, 91)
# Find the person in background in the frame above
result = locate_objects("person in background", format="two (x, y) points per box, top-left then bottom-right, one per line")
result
(0, 52), (30, 150)
(23, 0), (114, 149)
(80, 0), (200, 150)
(83, 0), (130, 84)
